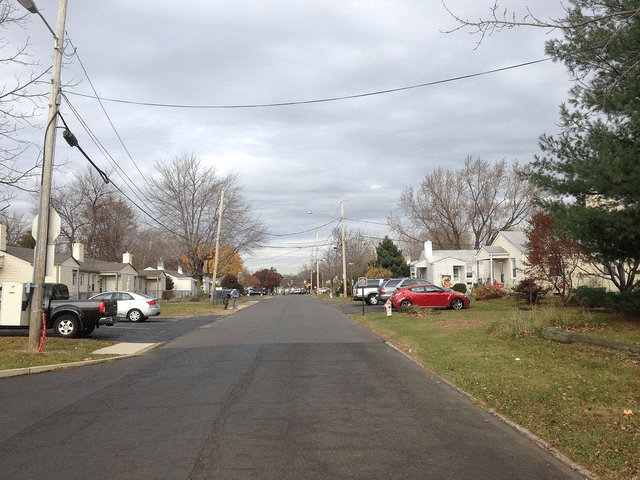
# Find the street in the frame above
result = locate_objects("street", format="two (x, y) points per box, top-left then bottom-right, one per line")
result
(0, 295), (585, 479)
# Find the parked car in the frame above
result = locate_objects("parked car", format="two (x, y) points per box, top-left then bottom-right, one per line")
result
(317, 287), (331, 294)
(377, 278), (429, 304)
(390, 284), (470, 310)
(89, 291), (161, 322)
(352, 278), (387, 305)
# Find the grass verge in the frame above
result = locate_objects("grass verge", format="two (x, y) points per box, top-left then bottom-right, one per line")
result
(0, 337), (117, 371)
(352, 299), (639, 480)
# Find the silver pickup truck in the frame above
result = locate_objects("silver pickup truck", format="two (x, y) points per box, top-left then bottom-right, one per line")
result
(352, 278), (387, 305)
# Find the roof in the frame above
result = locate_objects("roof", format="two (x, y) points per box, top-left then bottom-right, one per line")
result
(415, 248), (476, 265)
(3, 246), (79, 267)
(499, 230), (527, 252)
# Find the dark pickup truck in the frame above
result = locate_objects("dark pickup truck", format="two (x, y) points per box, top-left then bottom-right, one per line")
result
(43, 283), (117, 338)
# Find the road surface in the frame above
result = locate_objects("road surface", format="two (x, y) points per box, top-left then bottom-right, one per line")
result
(0, 295), (586, 479)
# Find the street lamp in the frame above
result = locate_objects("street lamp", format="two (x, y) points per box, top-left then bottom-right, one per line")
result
(20, 0), (69, 351)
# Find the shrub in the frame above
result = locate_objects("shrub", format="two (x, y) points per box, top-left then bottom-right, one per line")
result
(570, 286), (609, 309)
(512, 278), (550, 305)
(474, 283), (508, 301)
(366, 267), (393, 279)
(452, 283), (467, 294)
(608, 290), (640, 318)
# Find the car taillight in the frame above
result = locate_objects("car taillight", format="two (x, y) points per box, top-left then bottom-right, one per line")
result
(147, 300), (157, 306)
(98, 301), (106, 313)
(381, 288), (386, 295)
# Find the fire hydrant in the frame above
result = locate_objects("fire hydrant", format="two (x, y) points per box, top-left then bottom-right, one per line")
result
(385, 299), (392, 317)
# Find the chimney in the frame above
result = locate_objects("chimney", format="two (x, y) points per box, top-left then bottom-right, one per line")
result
(157, 259), (165, 270)
(424, 240), (433, 258)
(72, 243), (85, 262)
(177, 266), (183, 274)
(0, 224), (6, 251)
(123, 252), (133, 264)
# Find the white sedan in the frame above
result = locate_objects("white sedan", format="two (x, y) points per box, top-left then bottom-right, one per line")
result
(89, 291), (161, 322)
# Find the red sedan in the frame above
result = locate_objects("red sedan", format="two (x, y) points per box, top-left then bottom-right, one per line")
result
(390, 284), (470, 310)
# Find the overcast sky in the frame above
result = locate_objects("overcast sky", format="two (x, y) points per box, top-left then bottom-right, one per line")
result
(8, 0), (571, 275)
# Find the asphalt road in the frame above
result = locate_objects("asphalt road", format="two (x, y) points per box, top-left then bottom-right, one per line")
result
(0, 295), (587, 479)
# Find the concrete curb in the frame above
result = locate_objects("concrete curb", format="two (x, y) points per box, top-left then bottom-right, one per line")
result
(383, 340), (600, 480)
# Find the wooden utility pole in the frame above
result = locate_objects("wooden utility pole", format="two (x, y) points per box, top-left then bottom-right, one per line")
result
(211, 190), (224, 304)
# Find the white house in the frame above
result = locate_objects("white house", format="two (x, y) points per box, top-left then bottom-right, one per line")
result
(410, 241), (477, 290)
(151, 261), (197, 296)
(475, 231), (527, 288)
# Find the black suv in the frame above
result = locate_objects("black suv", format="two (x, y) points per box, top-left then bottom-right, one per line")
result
(377, 277), (429, 304)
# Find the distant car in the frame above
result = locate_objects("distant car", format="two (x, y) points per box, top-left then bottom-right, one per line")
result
(390, 284), (470, 310)
(89, 291), (161, 322)
(317, 287), (331, 294)
(377, 278), (429, 304)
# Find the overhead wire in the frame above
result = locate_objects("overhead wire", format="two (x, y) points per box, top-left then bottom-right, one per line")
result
(64, 57), (551, 109)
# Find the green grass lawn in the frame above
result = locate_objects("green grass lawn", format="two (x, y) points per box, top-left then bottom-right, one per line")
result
(352, 299), (639, 480)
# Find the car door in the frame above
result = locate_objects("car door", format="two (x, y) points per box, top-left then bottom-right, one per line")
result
(113, 292), (135, 317)
(424, 285), (448, 307)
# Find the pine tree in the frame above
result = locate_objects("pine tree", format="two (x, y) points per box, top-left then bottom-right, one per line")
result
(527, 0), (640, 290)
(375, 237), (410, 277)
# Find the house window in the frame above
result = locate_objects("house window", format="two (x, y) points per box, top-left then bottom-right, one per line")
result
(511, 258), (517, 278)
(72, 271), (77, 287)
(466, 265), (473, 279)
(80, 274), (84, 287)
(453, 266), (461, 281)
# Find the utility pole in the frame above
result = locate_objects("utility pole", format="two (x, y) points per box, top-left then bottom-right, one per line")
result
(211, 190), (224, 304)
(21, 0), (69, 352)
(315, 231), (319, 294)
(341, 197), (347, 298)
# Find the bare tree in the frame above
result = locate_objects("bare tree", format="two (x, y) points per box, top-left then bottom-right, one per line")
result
(145, 153), (268, 285)
(0, 209), (29, 245)
(319, 225), (375, 287)
(390, 156), (535, 250)
(49, 165), (137, 261)
(0, 2), (48, 208)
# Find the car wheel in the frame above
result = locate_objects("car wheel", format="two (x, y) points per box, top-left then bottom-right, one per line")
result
(450, 298), (464, 310)
(366, 294), (379, 305)
(54, 315), (79, 338)
(127, 309), (145, 322)
(400, 300), (412, 307)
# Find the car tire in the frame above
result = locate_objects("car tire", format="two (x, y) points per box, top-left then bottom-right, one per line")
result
(127, 309), (145, 322)
(450, 298), (464, 310)
(54, 315), (79, 338)
(400, 300), (412, 307)
(366, 294), (379, 305)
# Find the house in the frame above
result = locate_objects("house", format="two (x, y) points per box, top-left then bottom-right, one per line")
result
(410, 241), (477, 290)
(0, 224), (81, 289)
(0, 222), (168, 298)
(475, 231), (527, 289)
(149, 261), (197, 297)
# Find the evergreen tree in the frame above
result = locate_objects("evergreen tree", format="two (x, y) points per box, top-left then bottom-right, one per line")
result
(527, 0), (640, 290)
(375, 237), (410, 277)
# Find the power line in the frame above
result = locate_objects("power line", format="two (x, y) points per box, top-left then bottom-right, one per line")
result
(64, 58), (550, 109)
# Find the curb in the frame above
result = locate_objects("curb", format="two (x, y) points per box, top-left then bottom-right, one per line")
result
(383, 340), (600, 480)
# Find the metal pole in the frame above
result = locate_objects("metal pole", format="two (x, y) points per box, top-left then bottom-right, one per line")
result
(315, 231), (319, 294)
(28, 0), (69, 351)
(341, 197), (347, 298)
(211, 190), (224, 304)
